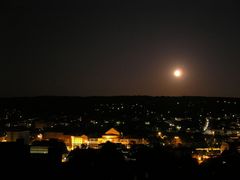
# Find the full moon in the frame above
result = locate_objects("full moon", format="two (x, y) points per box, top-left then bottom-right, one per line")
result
(173, 69), (182, 77)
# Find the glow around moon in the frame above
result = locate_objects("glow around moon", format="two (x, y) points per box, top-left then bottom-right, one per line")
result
(173, 69), (183, 77)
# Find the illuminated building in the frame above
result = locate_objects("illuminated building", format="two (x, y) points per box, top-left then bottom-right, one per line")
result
(97, 128), (148, 148)
(33, 128), (149, 150)
(71, 135), (89, 149)
(99, 128), (121, 143)
(0, 135), (7, 142)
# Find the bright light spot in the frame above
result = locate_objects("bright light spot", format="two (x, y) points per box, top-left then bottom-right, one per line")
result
(174, 69), (182, 77)
(37, 133), (43, 140)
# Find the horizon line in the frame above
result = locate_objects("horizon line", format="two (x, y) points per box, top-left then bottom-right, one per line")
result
(0, 95), (240, 99)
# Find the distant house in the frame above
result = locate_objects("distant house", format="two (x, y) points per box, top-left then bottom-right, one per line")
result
(6, 130), (30, 144)
(88, 138), (99, 149)
(120, 138), (148, 148)
(71, 134), (89, 149)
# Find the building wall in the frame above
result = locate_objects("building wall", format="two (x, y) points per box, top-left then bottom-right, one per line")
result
(6, 131), (30, 144)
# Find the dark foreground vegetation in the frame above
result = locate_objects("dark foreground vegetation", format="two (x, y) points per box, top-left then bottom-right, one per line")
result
(0, 141), (239, 180)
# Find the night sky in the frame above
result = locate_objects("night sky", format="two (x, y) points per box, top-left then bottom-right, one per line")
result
(1, 0), (240, 97)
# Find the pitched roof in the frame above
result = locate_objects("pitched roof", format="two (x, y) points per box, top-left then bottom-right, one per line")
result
(105, 128), (120, 136)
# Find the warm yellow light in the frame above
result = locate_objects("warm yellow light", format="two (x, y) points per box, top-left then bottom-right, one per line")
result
(174, 69), (182, 77)
(37, 134), (43, 140)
